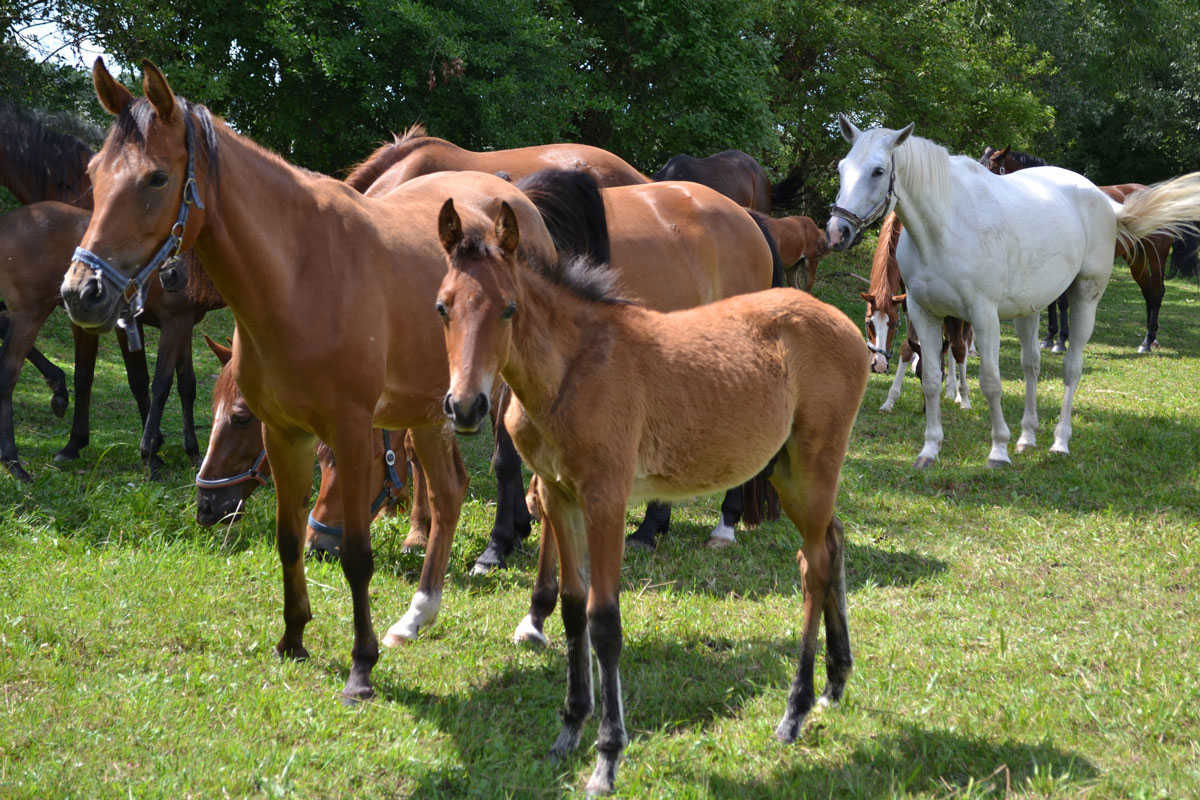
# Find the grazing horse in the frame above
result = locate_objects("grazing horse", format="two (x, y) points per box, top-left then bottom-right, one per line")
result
(862, 212), (972, 412)
(344, 123), (651, 192)
(435, 196), (868, 796)
(651, 149), (803, 213)
(61, 60), (574, 699)
(763, 214), (828, 291)
(981, 146), (1176, 353)
(193, 335), (430, 553)
(831, 118), (1200, 468)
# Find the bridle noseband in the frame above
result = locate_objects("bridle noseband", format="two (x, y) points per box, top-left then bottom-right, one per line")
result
(195, 448), (269, 491)
(830, 154), (896, 244)
(307, 430), (407, 542)
(71, 116), (205, 351)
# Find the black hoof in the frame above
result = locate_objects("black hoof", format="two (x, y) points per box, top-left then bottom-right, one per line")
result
(274, 642), (309, 661)
(625, 530), (656, 551)
(50, 391), (69, 418)
(471, 540), (509, 575)
(53, 444), (82, 463)
(4, 459), (33, 483)
(145, 455), (167, 481)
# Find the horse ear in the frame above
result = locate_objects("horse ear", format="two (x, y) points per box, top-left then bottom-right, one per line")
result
(892, 293), (907, 303)
(891, 122), (915, 149)
(438, 198), (463, 255)
(495, 201), (520, 255)
(859, 292), (872, 302)
(838, 113), (860, 144)
(93, 58), (133, 116)
(141, 60), (177, 123)
(998, 145), (1011, 158)
(203, 334), (232, 365)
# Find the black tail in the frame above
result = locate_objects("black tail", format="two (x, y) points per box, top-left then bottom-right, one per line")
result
(748, 209), (785, 288)
(769, 166), (804, 209)
(741, 460), (781, 527)
(516, 169), (611, 265)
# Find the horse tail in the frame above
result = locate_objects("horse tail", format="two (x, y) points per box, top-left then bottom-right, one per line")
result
(516, 169), (611, 265)
(770, 166), (804, 209)
(741, 460), (781, 527)
(1115, 172), (1200, 254)
(183, 251), (225, 310)
(747, 209), (785, 288)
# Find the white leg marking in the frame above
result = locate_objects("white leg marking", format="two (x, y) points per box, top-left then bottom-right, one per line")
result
(383, 589), (442, 646)
(706, 520), (737, 549)
(513, 613), (548, 647)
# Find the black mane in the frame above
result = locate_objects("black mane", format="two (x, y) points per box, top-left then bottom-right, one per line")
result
(1008, 150), (1048, 169)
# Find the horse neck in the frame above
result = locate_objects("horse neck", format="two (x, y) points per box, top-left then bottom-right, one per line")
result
(500, 270), (617, 422)
(194, 125), (359, 333)
(892, 139), (955, 257)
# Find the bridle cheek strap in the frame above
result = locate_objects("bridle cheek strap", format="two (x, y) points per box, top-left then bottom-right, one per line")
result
(71, 116), (205, 351)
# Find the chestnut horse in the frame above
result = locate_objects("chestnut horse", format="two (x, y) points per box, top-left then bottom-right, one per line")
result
(763, 214), (828, 291)
(61, 60), (569, 700)
(436, 196), (868, 796)
(862, 212), (972, 413)
(344, 123), (650, 192)
(193, 336), (429, 552)
(651, 149), (803, 213)
(981, 146), (1176, 353)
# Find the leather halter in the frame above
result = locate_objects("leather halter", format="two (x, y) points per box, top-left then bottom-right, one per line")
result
(71, 115), (205, 351)
(829, 154), (896, 243)
(307, 430), (407, 541)
(195, 448), (269, 490)
(867, 342), (892, 364)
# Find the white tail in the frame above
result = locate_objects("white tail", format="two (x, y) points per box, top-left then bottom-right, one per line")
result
(1116, 172), (1200, 254)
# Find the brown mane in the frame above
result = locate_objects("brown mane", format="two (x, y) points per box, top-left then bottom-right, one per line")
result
(868, 212), (904, 306)
(342, 123), (441, 192)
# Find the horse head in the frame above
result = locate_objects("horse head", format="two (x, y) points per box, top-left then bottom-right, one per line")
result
(194, 335), (269, 526)
(61, 59), (212, 334)
(979, 145), (1011, 175)
(860, 291), (905, 373)
(436, 198), (521, 434)
(827, 114), (914, 251)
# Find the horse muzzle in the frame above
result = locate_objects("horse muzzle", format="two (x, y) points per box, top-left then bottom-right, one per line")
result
(826, 217), (856, 252)
(443, 391), (490, 434)
(196, 486), (247, 526)
(870, 353), (890, 373)
(60, 263), (121, 332)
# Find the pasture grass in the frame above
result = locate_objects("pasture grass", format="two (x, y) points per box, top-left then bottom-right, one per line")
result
(0, 248), (1198, 798)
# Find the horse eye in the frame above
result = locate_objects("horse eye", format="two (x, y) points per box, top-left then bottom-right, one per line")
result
(230, 412), (253, 428)
(872, 167), (886, 178)
(435, 300), (448, 319)
(501, 301), (517, 320)
(147, 170), (169, 189)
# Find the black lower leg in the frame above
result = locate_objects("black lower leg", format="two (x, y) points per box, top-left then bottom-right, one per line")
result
(628, 501), (670, 549)
(587, 602), (627, 796)
(550, 593), (592, 758)
(475, 424), (528, 570)
(721, 486), (743, 527)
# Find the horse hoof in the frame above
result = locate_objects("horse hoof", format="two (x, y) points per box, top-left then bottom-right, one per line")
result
(513, 614), (548, 647)
(471, 541), (508, 575)
(912, 455), (936, 470)
(4, 460), (33, 483)
(985, 458), (1010, 469)
(339, 686), (375, 706)
(53, 449), (79, 464)
(625, 533), (656, 552)
(382, 630), (413, 648)
(878, 402), (894, 413)
(773, 713), (805, 744)
(705, 535), (736, 550)
(50, 392), (69, 418)
(1015, 441), (1035, 454)
(274, 642), (309, 661)
(1051, 342), (1066, 354)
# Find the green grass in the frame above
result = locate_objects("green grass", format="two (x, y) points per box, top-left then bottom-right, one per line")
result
(1, 249), (1198, 799)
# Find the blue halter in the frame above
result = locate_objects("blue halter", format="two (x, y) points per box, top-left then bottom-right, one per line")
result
(71, 115), (205, 351)
(306, 430), (407, 542)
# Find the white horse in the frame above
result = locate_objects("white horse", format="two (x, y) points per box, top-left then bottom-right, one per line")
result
(827, 115), (1200, 468)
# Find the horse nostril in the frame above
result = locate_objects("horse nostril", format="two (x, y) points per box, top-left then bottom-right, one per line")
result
(80, 276), (104, 304)
(442, 392), (454, 419)
(471, 393), (489, 422)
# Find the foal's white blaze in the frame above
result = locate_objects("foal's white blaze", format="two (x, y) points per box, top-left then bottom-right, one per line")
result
(383, 589), (442, 646)
(869, 309), (891, 373)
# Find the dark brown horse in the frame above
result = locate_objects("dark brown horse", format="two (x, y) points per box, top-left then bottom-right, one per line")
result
(61, 60), (570, 700)
(195, 336), (427, 553)
(0, 101), (222, 478)
(651, 149), (803, 213)
(981, 146), (1175, 352)
(435, 195), (868, 795)
(344, 123), (651, 191)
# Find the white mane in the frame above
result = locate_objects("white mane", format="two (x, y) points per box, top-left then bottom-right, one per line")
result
(892, 134), (953, 200)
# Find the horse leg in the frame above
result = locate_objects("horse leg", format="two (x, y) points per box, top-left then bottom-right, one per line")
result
(950, 320), (971, 409)
(1042, 302), (1057, 350)
(175, 330), (201, 464)
(383, 424), (467, 645)
(514, 513), (558, 647)
(330, 422), (382, 702)
(1132, 245), (1166, 353)
(0, 309), (52, 481)
(55, 326), (99, 462)
(471, 418), (531, 573)
(400, 433), (432, 551)
(971, 308), (1011, 467)
(880, 340), (914, 413)
(706, 489), (742, 547)
(769, 441), (844, 742)
(1013, 313), (1041, 453)
(1053, 279), (1104, 455)
(907, 303), (946, 468)
(117, 324), (152, 426)
(263, 425), (317, 663)
(544, 481), (594, 762)
(627, 501), (670, 550)
(1054, 293), (1070, 353)
(582, 495), (630, 797)
(941, 333), (957, 402)
(0, 312), (70, 419)
(140, 316), (189, 478)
